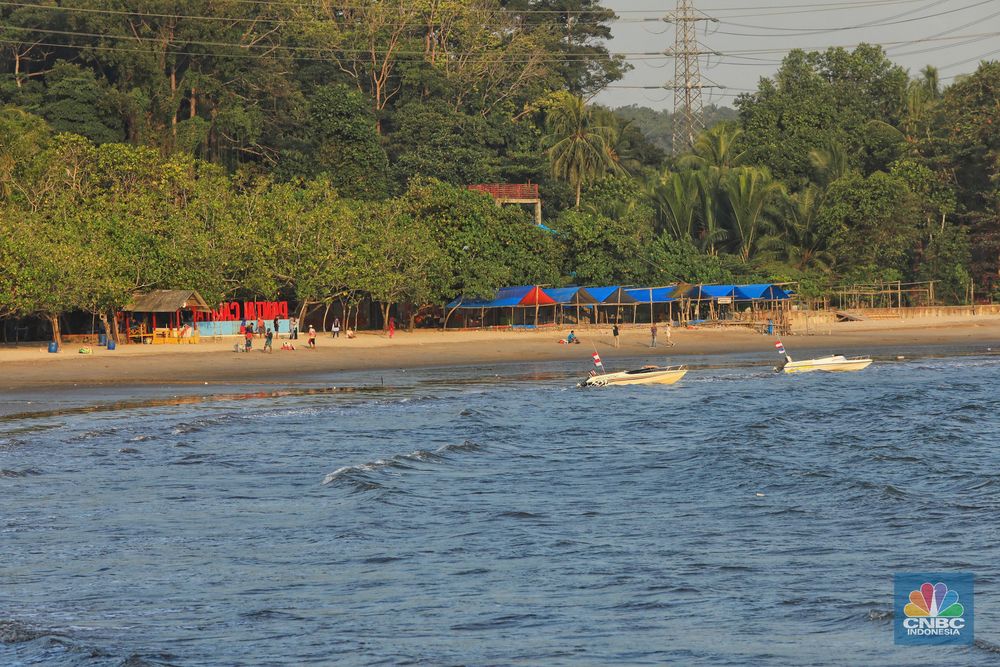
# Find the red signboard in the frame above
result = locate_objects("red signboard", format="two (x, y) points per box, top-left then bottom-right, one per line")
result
(205, 301), (289, 322)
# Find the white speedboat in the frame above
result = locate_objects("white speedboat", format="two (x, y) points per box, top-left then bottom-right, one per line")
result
(581, 365), (688, 387)
(777, 354), (872, 374)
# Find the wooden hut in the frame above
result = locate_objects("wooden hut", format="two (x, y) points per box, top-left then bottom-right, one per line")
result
(123, 290), (211, 344)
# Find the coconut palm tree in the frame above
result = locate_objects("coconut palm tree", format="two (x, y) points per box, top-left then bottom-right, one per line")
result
(649, 170), (699, 240)
(721, 166), (786, 262)
(808, 140), (849, 187)
(680, 122), (746, 170)
(544, 94), (621, 207)
(758, 185), (835, 272)
(695, 167), (728, 255)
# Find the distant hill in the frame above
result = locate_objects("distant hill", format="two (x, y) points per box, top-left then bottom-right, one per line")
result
(612, 104), (739, 154)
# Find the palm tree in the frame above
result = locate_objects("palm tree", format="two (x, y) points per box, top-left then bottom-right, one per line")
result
(721, 166), (786, 262)
(679, 122), (746, 170)
(649, 170), (699, 240)
(544, 94), (621, 207)
(695, 167), (728, 255)
(758, 185), (835, 272)
(808, 140), (849, 187)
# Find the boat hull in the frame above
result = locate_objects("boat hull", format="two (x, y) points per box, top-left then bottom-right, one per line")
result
(782, 356), (872, 374)
(583, 367), (687, 387)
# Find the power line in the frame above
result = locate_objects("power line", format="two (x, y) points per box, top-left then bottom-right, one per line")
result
(710, 0), (996, 38)
(0, 1), (663, 26)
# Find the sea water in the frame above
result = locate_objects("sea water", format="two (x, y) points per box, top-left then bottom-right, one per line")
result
(2, 354), (999, 665)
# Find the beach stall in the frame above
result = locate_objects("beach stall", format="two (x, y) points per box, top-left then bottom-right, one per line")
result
(587, 286), (638, 325)
(445, 286), (557, 329)
(546, 287), (600, 326)
(684, 284), (792, 329)
(686, 284), (739, 322)
(123, 290), (211, 344)
(625, 286), (679, 324)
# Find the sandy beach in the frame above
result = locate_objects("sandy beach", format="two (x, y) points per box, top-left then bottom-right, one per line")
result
(2, 314), (999, 394)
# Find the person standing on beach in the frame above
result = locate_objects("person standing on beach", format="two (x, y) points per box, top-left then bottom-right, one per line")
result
(388, 316), (395, 339)
(273, 315), (279, 336)
(307, 325), (317, 349)
(256, 317), (264, 338)
(332, 317), (341, 338)
(264, 328), (273, 353)
(650, 323), (658, 348)
(612, 323), (620, 348)
(244, 327), (253, 352)
(290, 316), (298, 340)
(665, 324), (674, 347)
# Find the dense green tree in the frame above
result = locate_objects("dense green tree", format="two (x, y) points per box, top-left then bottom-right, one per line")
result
(736, 45), (908, 185)
(817, 171), (921, 280)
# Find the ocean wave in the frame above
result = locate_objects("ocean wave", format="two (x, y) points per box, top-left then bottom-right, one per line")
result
(0, 619), (56, 644)
(322, 440), (483, 489)
(0, 468), (41, 478)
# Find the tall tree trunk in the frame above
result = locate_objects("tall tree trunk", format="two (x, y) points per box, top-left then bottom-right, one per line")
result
(48, 314), (61, 346)
(382, 303), (391, 331)
(575, 181), (582, 208)
(322, 302), (332, 332)
(170, 66), (178, 141)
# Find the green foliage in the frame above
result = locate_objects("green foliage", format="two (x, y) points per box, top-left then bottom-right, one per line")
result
(916, 223), (972, 303)
(817, 171), (921, 280)
(36, 62), (125, 144)
(544, 92), (622, 207)
(282, 85), (389, 198)
(736, 46), (908, 185)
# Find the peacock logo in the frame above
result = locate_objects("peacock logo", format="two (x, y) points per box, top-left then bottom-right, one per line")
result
(895, 573), (973, 645)
(903, 582), (964, 618)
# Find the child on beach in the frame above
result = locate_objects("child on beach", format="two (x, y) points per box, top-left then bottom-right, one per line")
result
(264, 328), (273, 352)
(244, 328), (253, 352)
(307, 325), (317, 349)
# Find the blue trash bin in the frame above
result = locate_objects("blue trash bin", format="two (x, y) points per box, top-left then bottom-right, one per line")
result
(107, 340), (116, 351)
(48, 341), (59, 353)
(767, 319), (774, 336)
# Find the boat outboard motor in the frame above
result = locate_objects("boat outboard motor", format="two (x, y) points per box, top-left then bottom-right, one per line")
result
(774, 354), (792, 373)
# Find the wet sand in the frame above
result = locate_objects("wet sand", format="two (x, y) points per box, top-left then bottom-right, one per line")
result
(2, 315), (998, 395)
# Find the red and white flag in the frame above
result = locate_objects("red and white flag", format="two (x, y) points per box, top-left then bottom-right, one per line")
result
(592, 352), (603, 368)
(775, 341), (786, 355)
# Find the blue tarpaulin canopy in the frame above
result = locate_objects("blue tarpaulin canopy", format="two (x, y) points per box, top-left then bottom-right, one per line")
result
(625, 286), (678, 303)
(734, 284), (791, 300)
(687, 285), (739, 299)
(447, 286), (556, 310)
(546, 287), (599, 305)
(588, 286), (637, 304)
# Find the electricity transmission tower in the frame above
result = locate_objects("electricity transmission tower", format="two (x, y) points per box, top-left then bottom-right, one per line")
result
(666, 1), (718, 153)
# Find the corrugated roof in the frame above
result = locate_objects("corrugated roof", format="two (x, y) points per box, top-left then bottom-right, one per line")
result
(124, 290), (211, 313)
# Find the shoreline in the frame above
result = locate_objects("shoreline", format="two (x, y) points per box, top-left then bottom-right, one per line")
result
(1, 315), (997, 401)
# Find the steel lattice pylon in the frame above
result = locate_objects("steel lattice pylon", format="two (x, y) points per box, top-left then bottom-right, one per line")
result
(670, 0), (710, 154)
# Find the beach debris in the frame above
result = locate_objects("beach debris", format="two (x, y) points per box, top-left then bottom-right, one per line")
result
(896, 355), (905, 360)
(755, 492), (765, 497)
